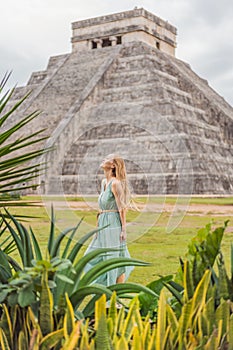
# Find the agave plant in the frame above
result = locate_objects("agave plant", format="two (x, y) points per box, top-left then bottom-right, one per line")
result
(176, 221), (228, 286)
(0, 208), (156, 321)
(0, 72), (51, 257)
(1, 221), (233, 350)
(1, 268), (232, 349)
(137, 221), (230, 321)
(0, 274), (75, 350)
(161, 221), (233, 319)
(1, 263), (233, 349)
(0, 72), (49, 200)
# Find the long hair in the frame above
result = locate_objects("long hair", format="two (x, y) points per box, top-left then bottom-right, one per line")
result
(107, 154), (131, 208)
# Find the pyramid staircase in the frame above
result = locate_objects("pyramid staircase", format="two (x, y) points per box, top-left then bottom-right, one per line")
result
(5, 41), (233, 194)
(59, 42), (233, 194)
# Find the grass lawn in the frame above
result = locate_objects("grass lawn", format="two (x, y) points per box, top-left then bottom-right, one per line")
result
(24, 195), (233, 205)
(5, 195), (233, 287)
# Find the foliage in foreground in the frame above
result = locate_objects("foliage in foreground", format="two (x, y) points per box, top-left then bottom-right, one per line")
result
(0, 72), (51, 258)
(0, 209), (155, 321)
(0, 72), (50, 205)
(162, 221), (233, 320)
(1, 273), (233, 349)
(0, 203), (232, 348)
(138, 221), (233, 318)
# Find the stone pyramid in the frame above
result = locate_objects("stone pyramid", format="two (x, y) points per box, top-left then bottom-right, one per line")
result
(6, 8), (233, 195)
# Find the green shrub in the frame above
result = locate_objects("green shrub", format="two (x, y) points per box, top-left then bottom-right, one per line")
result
(1, 220), (233, 349)
(139, 221), (232, 319)
(2, 279), (232, 349)
(0, 209), (155, 318)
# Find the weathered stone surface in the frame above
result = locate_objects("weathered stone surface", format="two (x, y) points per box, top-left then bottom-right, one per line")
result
(4, 8), (233, 195)
(71, 7), (177, 56)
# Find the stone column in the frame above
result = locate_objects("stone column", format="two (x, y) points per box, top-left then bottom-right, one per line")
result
(94, 38), (103, 48)
(109, 36), (117, 46)
(88, 40), (93, 49)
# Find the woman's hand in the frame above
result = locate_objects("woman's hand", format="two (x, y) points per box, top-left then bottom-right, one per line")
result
(120, 230), (126, 241)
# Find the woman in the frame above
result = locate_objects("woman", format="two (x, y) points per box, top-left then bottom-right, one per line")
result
(84, 154), (134, 286)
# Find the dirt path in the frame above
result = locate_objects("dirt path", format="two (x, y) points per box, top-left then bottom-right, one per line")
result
(43, 200), (233, 216)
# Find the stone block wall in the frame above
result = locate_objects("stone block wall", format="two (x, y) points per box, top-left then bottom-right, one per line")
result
(4, 36), (233, 195)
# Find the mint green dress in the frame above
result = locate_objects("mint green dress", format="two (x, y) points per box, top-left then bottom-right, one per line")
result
(84, 179), (134, 286)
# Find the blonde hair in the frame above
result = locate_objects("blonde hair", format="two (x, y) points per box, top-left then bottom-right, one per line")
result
(106, 154), (131, 208)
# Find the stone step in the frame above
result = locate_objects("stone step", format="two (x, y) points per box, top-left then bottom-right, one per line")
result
(42, 53), (110, 93)
(83, 98), (207, 125)
(62, 133), (232, 170)
(102, 82), (192, 105)
(58, 170), (233, 195)
(6, 48), (114, 139)
(73, 120), (223, 154)
(170, 120), (222, 140)
(104, 69), (178, 89)
(165, 115), (219, 132)
(105, 78), (190, 101)
(65, 142), (233, 164)
(115, 53), (177, 77)
(9, 48), (111, 107)
(26, 54), (70, 85)
(111, 64), (178, 84)
(154, 99), (207, 118)
(172, 58), (233, 120)
(12, 86), (31, 99)
(116, 53), (164, 68)
(45, 53), (69, 70)
(62, 154), (233, 176)
(82, 96), (206, 119)
(61, 170), (233, 180)
(70, 113), (219, 140)
(63, 131), (232, 163)
(27, 70), (48, 85)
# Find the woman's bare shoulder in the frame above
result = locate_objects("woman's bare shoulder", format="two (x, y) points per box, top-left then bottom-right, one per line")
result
(112, 178), (121, 185)
(111, 178), (122, 191)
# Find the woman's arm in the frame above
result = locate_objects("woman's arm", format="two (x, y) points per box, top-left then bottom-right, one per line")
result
(112, 180), (127, 241)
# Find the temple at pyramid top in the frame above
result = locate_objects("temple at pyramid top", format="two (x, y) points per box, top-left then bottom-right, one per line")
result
(71, 8), (177, 56)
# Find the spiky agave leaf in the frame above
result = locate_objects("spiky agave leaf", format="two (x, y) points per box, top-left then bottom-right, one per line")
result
(95, 294), (111, 350)
(0, 73), (51, 207)
(78, 257), (150, 288)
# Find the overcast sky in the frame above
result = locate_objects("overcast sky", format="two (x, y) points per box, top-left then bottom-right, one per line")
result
(0, 0), (232, 106)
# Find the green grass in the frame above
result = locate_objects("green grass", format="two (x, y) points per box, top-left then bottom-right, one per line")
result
(6, 196), (233, 286)
(142, 196), (233, 205)
(22, 195), (233, 205)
